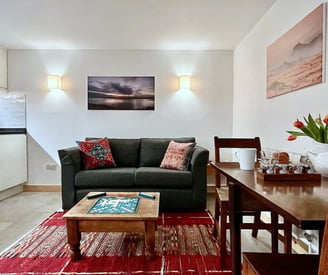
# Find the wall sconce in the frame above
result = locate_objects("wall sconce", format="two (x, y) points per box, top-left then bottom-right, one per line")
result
(48, 75), (62, 90)
(179, 76), (191, 90)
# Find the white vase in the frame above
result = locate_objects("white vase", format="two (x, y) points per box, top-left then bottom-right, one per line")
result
(311, 140), (328, 154)
(308, 140), (328, 177)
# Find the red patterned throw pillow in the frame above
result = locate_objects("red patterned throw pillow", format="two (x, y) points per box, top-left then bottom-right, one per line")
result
(160, 141), (195, 171)
(76, 138), (116, 170)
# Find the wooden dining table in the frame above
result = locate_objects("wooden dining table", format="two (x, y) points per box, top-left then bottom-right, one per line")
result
(211, 162), (328, 275)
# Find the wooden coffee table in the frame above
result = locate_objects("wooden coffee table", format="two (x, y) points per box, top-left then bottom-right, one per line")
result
(63, 192), (160, 260)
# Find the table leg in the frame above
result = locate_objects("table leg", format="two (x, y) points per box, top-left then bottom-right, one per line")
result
(271, 211), (278, 253)
(229, 181), (242, 275)
(284, 221), (292, 254)
(145, 221), (156, 260)
(66, 219), (82, 261)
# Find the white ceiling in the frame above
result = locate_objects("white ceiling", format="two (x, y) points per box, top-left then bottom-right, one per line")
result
(0, 0), (276, 50)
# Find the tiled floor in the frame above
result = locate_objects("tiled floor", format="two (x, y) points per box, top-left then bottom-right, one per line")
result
(0, 191), (275, 254)
(0, 192), (62, 253)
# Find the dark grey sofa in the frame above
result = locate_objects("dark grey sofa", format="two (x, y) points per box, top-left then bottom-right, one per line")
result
(58, 137), (209, 211)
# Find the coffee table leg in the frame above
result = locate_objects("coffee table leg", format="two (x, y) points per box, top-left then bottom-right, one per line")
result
(145, 221), (156, 260)
(66, 219), (82, 261)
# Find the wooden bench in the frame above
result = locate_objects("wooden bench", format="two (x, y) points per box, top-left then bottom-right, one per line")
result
(243, 253), (319, 275)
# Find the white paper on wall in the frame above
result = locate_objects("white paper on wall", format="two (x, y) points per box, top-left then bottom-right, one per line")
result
(0, 93), (26, 128)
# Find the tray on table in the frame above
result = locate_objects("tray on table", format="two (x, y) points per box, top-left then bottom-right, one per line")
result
(257, 170), (321, 182)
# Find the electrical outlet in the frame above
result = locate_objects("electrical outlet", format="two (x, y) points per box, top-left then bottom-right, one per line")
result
(46, 164), (57, 171)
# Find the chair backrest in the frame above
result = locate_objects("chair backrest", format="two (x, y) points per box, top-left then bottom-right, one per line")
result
(214, 136), (262, 163)
(214, 136), (261, 187)
(318, 213), (328, 275)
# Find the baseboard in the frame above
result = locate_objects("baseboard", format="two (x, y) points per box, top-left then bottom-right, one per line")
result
(23, 185), (61, 192)
(0, 184), (24, 201)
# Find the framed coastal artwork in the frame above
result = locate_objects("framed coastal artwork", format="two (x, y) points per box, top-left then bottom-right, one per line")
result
(266, 4), (326, 98)
(88, 76), (155, 110)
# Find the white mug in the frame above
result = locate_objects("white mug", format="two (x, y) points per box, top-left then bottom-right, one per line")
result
(235, 148), (257, 170)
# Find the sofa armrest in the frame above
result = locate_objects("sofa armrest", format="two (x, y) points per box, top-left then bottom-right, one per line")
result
(58, 147), (83, 209)
(190, 146), (209, 169)
(189, 146), (209, 210)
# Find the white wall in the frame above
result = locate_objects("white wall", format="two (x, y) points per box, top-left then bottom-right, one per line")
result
(27, 133), (60, 185)
(8, 50), (233, 185)
(233, 0), (327, 153)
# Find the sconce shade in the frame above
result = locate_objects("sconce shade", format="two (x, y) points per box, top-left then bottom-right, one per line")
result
(179, 76), (191, 90)
(48, 75), (62, 90)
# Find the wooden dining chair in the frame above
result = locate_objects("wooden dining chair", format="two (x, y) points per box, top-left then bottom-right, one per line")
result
(242, 213), (328, 275)
(210, 136), (292, 268)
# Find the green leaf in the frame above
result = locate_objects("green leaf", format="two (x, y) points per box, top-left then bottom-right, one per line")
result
(286, 131), (307, 136)
(317, 114), (325, 128)
(305, 114), (321, 140)
(288, 113), (328, 144)
(301, 127), (317, 140)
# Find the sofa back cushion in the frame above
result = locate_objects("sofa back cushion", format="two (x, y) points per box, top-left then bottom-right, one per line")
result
(108, 139), (141, 167)
(139, 137), (195, 167)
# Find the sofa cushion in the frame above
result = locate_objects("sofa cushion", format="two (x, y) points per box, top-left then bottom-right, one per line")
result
(135, 167), (193, 188)
(160, 140), (195, 170)
(139, 137), (195, 167)
(76, 138), (116, 170)
(75, 168), (136, 188)
(108, 139), (140, 167)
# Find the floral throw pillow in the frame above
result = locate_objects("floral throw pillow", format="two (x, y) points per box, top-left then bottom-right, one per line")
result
(160, 141), (195, 171)
(76, 138), (116, 170)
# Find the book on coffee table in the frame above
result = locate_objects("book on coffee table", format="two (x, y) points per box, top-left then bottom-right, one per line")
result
(87, 197), (140, 214)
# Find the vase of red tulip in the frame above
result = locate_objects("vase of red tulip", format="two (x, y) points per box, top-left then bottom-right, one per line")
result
(287, 113), (328, 150)
(287, 113), (328, 175)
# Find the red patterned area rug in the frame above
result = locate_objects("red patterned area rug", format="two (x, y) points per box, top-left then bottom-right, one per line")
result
(0, 211), (231, 274)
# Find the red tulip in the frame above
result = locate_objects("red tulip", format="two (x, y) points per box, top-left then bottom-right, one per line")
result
(293, 120), (304, 128)
(288, 135), (297, 141)
(323, 114), (328, 124)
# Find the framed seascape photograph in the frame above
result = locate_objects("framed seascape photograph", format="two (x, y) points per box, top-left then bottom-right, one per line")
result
(266, 4), (326, 98)
(88, 76), (155, 110)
